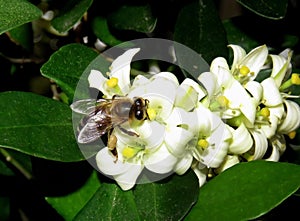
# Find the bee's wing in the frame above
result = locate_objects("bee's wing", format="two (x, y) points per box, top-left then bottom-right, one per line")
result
(70, 99), (106, 114)
(77, 119), (102, 143)
(76, 104), (113, 144)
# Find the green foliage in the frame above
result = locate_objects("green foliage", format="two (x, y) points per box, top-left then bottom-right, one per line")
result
(185, 161), (300, 220)
(0, 0), (42, 35)
(75, 170), (198, 220)
(0, 91), (84, 161)
(237, 0), (288, 19)
(174, 0), (228, 63)
(40, 43), (99, 101)
(51, 0), (93, 33)
(108, 5), (157, 33)
(1, 0), (300, 220)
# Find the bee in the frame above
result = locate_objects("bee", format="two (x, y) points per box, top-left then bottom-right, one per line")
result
(70, 96), (149, 162)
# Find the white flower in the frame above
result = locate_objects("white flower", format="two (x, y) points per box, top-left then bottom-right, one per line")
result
(198, 57), (257, 127)
(88, 48), (140, 98)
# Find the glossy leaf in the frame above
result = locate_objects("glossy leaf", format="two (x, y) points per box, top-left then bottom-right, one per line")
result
(223, 19), (259, 52)
(92, 16), (122, 46)
(133, 170), (199, 220)
(185, 161), (300, 221)
(237, 0), (288, 20)
(75, 170), (198, 220)
(0, 0), (42, 35)
(40, 43), (99, 101)
(174, 0), (228, 64)
(51, 0), (93, 33)
(0, 91), (84, 162)
(74, 183), (140, 221)
(46, 170), (101, 221)
(108, 5), (157, 33)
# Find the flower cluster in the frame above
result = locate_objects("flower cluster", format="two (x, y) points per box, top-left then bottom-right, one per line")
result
(72, 45), (300, 190)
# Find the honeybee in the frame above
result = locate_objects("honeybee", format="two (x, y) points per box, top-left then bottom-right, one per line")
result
(71, 96), (149, 162)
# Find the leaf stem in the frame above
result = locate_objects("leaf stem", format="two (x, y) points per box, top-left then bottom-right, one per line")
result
(0, 148), (33, 180)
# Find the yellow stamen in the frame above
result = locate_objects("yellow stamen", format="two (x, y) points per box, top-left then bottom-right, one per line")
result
(106, 77), (118, 88)
(291, 73), (300, 85)
(239, 65), (250, 76)
(216, 95), (229, 108)
(260, 107), (270, 118)
(122, 146), (138, 159)
(288, 131), (296, 139)
(147, 108), (157, 121)
(197, 139), (209, 149)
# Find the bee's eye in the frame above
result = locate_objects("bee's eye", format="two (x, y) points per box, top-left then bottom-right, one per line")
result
(135, 110), (144, 120)
(135, 98), (142, 106)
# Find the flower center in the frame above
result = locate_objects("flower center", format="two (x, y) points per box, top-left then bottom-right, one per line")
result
(197, 139), (209, 150)
(122, 146), (139, 159)
(259, 107), (270, 118)
(106, 77), (119, 88)
(239, 65), (250, 76)
(288, 131), (296, 139)
(291, 73), (300, 85)
(147, 108), (157, 121)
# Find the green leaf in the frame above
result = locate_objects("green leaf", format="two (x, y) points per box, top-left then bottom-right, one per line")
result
(51, 0), (93, 33)
(92, 16), (122, 46)
(223, 19), (259, 52)
(75, 170), (199, 220)
(174, 0), (228, 64)
(133, 170), (199, 220)
(74, 183), (140, 221)
(40, 43), (99, 101)
(0, 91), (84, 162)
(0, 0), (42, 35)
(108, 5), (157, 33)
(46, 170), (101, 221)
(237, 0), (288, 20)
(185, 161), (300, 221)
(8, 23), (33, 51)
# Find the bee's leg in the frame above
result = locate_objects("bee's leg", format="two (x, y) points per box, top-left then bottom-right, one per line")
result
(107, 130), (118, 163)
(117, 125), (139, 137)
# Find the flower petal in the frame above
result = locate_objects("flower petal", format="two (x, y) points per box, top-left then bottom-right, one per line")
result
(175, 78), (207, 111)
(249, 130), (268, 160)
(278, 100), (300, 134)
(115, 121), (165, 151)
(192, 164), (208, 187)
(228, 44), (246, 73)
(215, 155), (240, 174)
(96, 147), (132, 176)
(270, 50), (292, 87)
(174, 153), (193, 175)
(110, 48), (140, 94)
(244, 81), (263, 104)
(265, 145), (280, 162)
(197, 72), (217, 103)
(151, 71), (180, 86)
(88, 69), (108, 92)
(236, 45), (268, 80)
(145, 144), (178, 174)
(260, 105), (284, 138)
(228, 123), (253, 154)
(194, 115), (231, 168)
(224, 80), (256, 125)
(113, 164), (144, 191)
(165, 126), (194, 157)
(261, 78), (282, 106)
